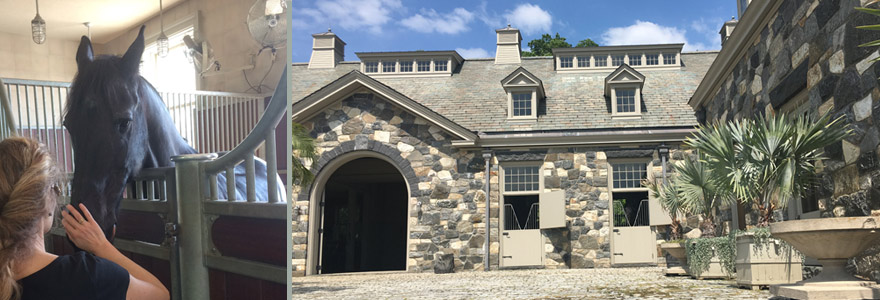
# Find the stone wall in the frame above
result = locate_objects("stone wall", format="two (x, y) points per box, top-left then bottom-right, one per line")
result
(292, 92), (493, 275)
(697, 0), (880, 281)
(292, 91), (686, 276)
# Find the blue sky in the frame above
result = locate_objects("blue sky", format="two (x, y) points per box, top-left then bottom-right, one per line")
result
(291, 1), (738, 63)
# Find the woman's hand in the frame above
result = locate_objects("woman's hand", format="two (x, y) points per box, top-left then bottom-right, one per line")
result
(61, 203), (113, 255)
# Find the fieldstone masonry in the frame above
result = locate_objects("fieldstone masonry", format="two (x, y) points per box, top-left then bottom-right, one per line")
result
(291, 92), (688, 276)
(697, 0), (880, 281)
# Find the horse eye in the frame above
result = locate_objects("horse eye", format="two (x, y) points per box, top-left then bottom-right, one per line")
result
(116, 119), (131, 133)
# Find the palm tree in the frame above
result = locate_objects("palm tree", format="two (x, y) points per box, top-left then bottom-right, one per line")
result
(291, 122), (317, 186)
(686, 112), (851, 227)
(674, 155), (729, 237)
(646, 174), (686, 240)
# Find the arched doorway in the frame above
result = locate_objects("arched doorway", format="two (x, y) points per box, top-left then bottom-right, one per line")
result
(319, 157), (408, 274)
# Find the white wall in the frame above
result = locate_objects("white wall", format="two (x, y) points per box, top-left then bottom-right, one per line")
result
(97, 0), (286, 93)
(0, 31), (79, 82)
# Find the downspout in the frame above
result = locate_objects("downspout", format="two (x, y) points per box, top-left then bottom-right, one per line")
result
(659, 144), (668, 184)
(482, 150), (492, 271)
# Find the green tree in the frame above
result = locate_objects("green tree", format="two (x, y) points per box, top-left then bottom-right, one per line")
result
(576, 38), (599, 48)
(521, 34), (600, 56)
(522, 33), (570, 57)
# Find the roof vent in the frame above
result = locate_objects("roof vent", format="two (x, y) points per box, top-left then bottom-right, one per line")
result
(309, 29), (346, 69)
(495, 25), (522, 64)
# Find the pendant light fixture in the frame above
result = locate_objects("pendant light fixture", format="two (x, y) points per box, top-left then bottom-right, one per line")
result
(157, 0), (169, 57)
(31, 0), (46, 44)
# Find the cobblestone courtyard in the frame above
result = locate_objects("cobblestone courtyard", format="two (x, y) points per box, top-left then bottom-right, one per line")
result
(292, 268), (775, 299)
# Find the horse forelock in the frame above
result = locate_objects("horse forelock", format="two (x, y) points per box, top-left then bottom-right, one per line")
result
(65, 57), (142, 126)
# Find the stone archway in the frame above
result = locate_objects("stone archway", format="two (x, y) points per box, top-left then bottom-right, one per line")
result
(302, 139), (419, 275)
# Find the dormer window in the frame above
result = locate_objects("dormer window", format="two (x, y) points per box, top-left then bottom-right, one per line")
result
(612, 55), (625, 66)
(615, 88), (637, 113)
(552, 44), (682, 72)
(577, 57), (589, 68)
(382, 61), (395, 72)
(594, 55), (607, 67)
(646, 54), (659, 65)
(560, 56), (573, 68)
(628, 54), (641, 66)
(512, 92), (533, 117)
(435, 60), (448, 72)
(663, 53), (677, 65)
(501, 67), (545, 121)
(356, 50), (463, 77)
(417, 60), (431, 72)
(605, 64), (646, 118)
(364, 61), (378, 73)
(400, 61), (413, 72)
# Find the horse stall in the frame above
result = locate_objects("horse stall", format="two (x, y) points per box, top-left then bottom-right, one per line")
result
(1, 75), (288, 300)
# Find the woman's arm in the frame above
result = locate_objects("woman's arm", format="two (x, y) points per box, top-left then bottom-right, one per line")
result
(62, 203), (170, 300)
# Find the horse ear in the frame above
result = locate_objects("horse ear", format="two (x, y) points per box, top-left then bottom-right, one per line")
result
(121, 26), (146, 75)
(76, 36), (94, 70)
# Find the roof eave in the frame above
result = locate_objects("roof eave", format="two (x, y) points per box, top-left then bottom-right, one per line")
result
(688, 1), (783, 110)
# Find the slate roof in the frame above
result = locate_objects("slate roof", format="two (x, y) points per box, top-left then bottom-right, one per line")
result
(292, 51), (718, 133)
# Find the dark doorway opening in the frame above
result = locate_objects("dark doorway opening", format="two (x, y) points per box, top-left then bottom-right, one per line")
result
(612, 191), (649, 227)
(320, 157), (407, 274)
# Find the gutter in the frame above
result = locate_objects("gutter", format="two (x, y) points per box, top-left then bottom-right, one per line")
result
(688, 1), (784, 110)
(473, 127), (698, 148)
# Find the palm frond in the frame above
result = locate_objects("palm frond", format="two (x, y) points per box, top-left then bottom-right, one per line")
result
(291, 122), (318, 186)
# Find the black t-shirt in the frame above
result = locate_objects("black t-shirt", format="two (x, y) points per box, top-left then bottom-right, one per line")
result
(18, 251), (130, 300)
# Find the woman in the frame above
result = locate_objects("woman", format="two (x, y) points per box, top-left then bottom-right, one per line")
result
(0, 137), (169, 300)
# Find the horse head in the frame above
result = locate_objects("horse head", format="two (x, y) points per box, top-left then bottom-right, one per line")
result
(63, 26), (171, 241)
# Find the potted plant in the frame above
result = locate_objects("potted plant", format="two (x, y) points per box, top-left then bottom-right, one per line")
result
(687, 112), (850, 288)
(672, 156), (734, 279)
(647, 172), (689, 275)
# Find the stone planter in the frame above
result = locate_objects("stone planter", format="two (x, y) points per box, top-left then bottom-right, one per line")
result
(660, 242), (688, 276)
(735, 233), (802, 289)
(769, 217), (880, 300)
(686, 242), (732, 280)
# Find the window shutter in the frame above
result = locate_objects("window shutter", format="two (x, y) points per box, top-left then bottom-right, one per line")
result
(649, 194), (672, 226)
(539, 190), (565, 229)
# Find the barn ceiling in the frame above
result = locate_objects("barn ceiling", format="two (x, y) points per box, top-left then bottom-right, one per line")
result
(0, 0), (186, 43)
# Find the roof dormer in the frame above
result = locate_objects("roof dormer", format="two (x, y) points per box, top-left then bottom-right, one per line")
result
(552, 44), (683, 73)
(605, 64), (646, 119)
(501, 67), (544, 121)
(355, 50), (464, 77)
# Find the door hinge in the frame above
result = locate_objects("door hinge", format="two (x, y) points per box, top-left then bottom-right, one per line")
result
(316, 265), (322, 272)
(612, 229), (620, 232)
(613, 252), (623, 256)
(319, 201), (325, 207)
(318, 228), (323, 234)
(502, 256), (512, 259)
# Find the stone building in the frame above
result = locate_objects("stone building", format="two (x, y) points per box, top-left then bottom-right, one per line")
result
(689, 0), (879, 281)
(291, 27), (717, 276)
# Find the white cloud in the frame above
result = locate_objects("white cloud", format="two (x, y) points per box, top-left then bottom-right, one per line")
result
(691, 17), (723, 50)
(456, 47), (492, 59)
(400, 8), (475, 34)
(504, 4), (552, 35)
(475, 1), (503, 28)
(602, 21), (687, 46)
(601, 20), (713, 51)
(297, 0), (403, 34)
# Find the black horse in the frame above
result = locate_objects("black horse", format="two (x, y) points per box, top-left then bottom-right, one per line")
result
(63, 26), (284, 241)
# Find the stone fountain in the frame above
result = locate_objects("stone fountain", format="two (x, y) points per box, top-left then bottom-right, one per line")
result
(769, 216), (880, 299)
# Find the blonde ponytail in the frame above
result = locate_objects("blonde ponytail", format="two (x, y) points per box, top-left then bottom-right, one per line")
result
(0, 138), (60, 300)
